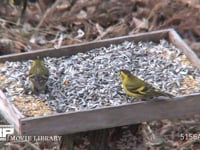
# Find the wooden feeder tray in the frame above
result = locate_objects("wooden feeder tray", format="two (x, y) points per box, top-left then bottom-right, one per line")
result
(0, 28), (200, 136)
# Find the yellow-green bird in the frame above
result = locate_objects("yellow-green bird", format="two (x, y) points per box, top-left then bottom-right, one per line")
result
(6, 0), (28, 17)
(29, 59), (49, 94)
(120, 69), (173, 99)
(6, 0), (38, 19)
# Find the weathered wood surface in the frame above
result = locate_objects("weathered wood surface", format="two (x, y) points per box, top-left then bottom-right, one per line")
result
(0, 28), (200, 136)
(20, 94), (200, 135)
(169, 29), (200, 70)
(0, 29), (169, 62)
(59, 129), (111, 150)
(0, 91), (24, 133)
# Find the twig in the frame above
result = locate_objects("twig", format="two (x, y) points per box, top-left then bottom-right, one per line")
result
(31, 0), (63, 41)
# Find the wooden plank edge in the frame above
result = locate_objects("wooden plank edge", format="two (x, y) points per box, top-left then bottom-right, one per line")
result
(20, 93), (200, 135)
(0, 90), (24, 133)
(0, 28), (171, 134)
(169, 29), (200, 70)
(0, 29), (171, 62)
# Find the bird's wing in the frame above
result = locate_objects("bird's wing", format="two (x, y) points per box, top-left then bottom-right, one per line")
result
(126, 83), (150, 96)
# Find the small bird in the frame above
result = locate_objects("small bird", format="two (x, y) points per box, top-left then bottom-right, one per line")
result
(6, 0), (38, 19)
(6, 0), (27, 17)
(29, 58), (49, 94)
(120, 69), (173, 99)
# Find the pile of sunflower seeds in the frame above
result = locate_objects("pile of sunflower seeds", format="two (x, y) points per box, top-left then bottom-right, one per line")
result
(1, 39), (200, 114)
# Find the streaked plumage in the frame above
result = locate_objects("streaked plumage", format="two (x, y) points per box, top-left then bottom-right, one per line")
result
(120, 69), (173, 99)
(29, 59), (49, 94)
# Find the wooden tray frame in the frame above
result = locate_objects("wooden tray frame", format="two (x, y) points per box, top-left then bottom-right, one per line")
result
(0, 28), (200, 135)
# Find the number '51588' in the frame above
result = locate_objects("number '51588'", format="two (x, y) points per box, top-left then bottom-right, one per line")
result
(180, 133), (200, 141)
